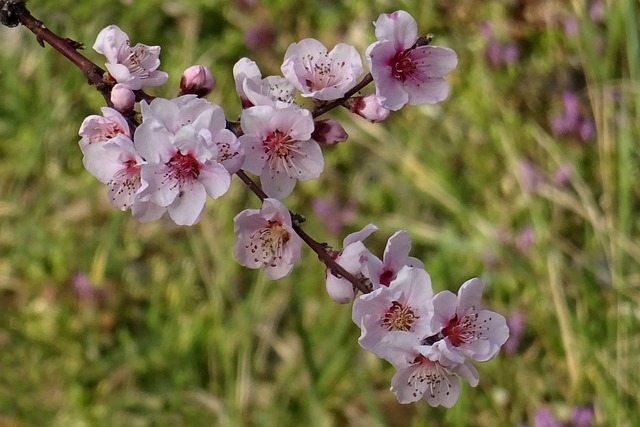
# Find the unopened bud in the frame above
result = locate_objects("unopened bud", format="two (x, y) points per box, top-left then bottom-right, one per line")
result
(348, 94), (391, 123)
(180, 65), (215, 97)
(110, 83), (135, 112)
(326, 273), (357, 304)
(311, 119), (348, 145)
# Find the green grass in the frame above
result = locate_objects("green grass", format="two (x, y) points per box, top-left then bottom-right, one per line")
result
(1, 0), (638, 426)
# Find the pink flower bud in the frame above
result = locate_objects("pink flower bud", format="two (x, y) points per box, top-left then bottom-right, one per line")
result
(349, 94), (391, 123)
(180, 65), (215, 97)
(311, 119), (348, 145)
(325, 272), (357, 304)
(110, 83), (135, 112)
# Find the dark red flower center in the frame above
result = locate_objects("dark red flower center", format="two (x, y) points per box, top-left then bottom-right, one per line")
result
(390, 50), (416, 82)
(167, 151), (201, 181)
(264, 130), (293, 157)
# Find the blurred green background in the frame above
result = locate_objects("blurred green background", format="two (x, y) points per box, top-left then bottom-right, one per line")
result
(1, 0), (638, 426)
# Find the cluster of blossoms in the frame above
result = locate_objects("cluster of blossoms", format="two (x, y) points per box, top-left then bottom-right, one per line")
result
(76, 9), (508, 406)
(328, 227), (508, 406)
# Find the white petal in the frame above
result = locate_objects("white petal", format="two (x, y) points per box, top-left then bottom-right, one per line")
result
(325, 272), (356, 304)
(198, 162), (231, 199)
(261, 171), (297, 200)
(344, 223), (378, 246)
(432, 290), (458, 331)
(405, 77), (450, 106)
(383, 230), (412, 272)
(167, 180), (207, 225)
(457, 278), (484, 317)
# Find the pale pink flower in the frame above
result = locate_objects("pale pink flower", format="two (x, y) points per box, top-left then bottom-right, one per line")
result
(239, 104), (323, 199)
(135, 96), (239, 225)
(233, 198), (303, 279)
(139, 95), (244, 173)
(385, 333), (479, 407)
(431, 278), (509, 362)
(93, 25), (169, 90)
(82, 135), (165, 221)
(363, 230), (424, 289)
(281, 38), (364, 100)
(325, 224), (378, 304)
(180, 65), (215, 97)
(366, 10), (458, 110)
(78, 107), (130, 153)
(233, 58), (297, 108)
(352, 266), (434, 358)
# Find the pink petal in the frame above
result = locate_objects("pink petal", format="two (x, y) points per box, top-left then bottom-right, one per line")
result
(374, 10), (418, 50)
(198, 162), (231, 199)
(167, 179), (207, 225)
(405, 77), (450, 106)
(260, 172), (297, 200)
(456, 278), (484, 317)
(344, 223), (378, 246)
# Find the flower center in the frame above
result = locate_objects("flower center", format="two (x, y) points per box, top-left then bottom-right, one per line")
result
(379, 268), (395, 286)
(251, 220), (291, 267)
(264, 130), (294, 157)
(90, 122), (127, 143)
(166, 151), (201, 182)
(382, 300), (418, 331)
(124, 46), (152, 77)
(391, 50), (416, 81)
(442, 310), (479, 347)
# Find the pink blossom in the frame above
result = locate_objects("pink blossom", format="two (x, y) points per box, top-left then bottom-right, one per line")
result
(348, 94), (391, 122)
(233, 58), (297, 108)
(233, 198), (303, 279)
(352, 266), (434, 358)
(134, 96), (239, 225)
(431, 278), (509, 362)
(239, 104), (323, 199)
(93, 25), (169, 90)
(325, 224), (377, 304)
(82, 135), (165, 221)
(281, 38), (364, 100)
(78, 107), (130, 153)
(139, 95), (243, 173)
(366, 10), (458, 111)
(385, 334), (479, 406)
(363, 230), (424, 289)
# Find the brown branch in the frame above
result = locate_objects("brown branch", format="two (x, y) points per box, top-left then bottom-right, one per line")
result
(2, 1), (110, 103)
(1, 1), (154, 106)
